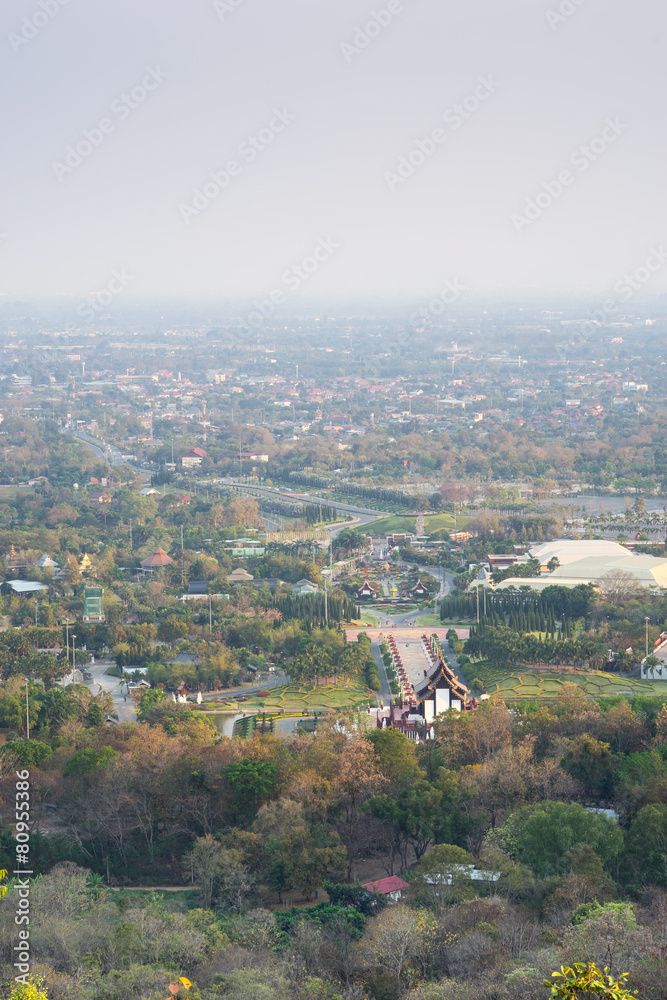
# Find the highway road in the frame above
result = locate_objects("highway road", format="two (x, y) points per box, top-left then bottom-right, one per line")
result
(425, 565), (455, 601)
(63, 435), (393, 538)
(64, 433), (453, 574)
(214, 480), (386, 540)
(371, 640), (393, 703)
(69, 429), (124, 467)
(218, 480), (389, 522)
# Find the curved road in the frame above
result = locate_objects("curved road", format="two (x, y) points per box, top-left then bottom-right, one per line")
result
(218, 480), (393, 520)
(83, 659), (137, 722)
(215, 480), (387, 542)
(68, 429), (124, 467)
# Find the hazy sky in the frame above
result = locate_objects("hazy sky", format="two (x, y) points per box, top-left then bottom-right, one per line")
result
(2, 0), (665, 306)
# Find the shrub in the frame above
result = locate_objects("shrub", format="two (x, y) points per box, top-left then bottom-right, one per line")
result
(9, 978), (49, 1000)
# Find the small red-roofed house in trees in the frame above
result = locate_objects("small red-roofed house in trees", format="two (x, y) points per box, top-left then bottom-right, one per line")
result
(361, 876), (409, 903)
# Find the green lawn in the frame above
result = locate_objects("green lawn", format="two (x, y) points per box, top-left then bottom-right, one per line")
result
(360, 516), (418, 535)
(415, 613), (444, 627)
(424, 513), (465, 533)
(350, 613), (381, 627)
(360, 512), (468, 536)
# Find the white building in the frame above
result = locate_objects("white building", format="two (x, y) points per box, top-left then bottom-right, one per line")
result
(494, 539), (667, 593)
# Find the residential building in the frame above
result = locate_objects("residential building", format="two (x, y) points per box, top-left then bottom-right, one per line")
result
(181, 447), (207, 468)
(228, 568), (254, 583)
(361, 877), (409, 903)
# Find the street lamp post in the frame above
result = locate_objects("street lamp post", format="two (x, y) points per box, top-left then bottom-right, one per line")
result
(645, 617), (650, 659)
(24, 677), (29, 740)
(65, 620), (70, 685)
(71, 634), (77, 685)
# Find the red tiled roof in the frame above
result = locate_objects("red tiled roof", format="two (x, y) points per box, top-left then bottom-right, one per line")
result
(140, 547), (174, 567)
(362, 876), (409, 895)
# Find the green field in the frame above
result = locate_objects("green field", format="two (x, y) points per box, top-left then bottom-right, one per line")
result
(360, 512), (467, 536)
(415, 613), (444, 627)
(202, 679), (376, 717)
(350, 613), (380, 627)
(0, 486), (30, 498)
(425, 513), (467, 533)
(359, 516), (417, 535)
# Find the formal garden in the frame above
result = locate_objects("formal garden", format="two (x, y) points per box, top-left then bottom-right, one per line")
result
(463, 660), (667, 701)
(199, 678), (376, 717)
